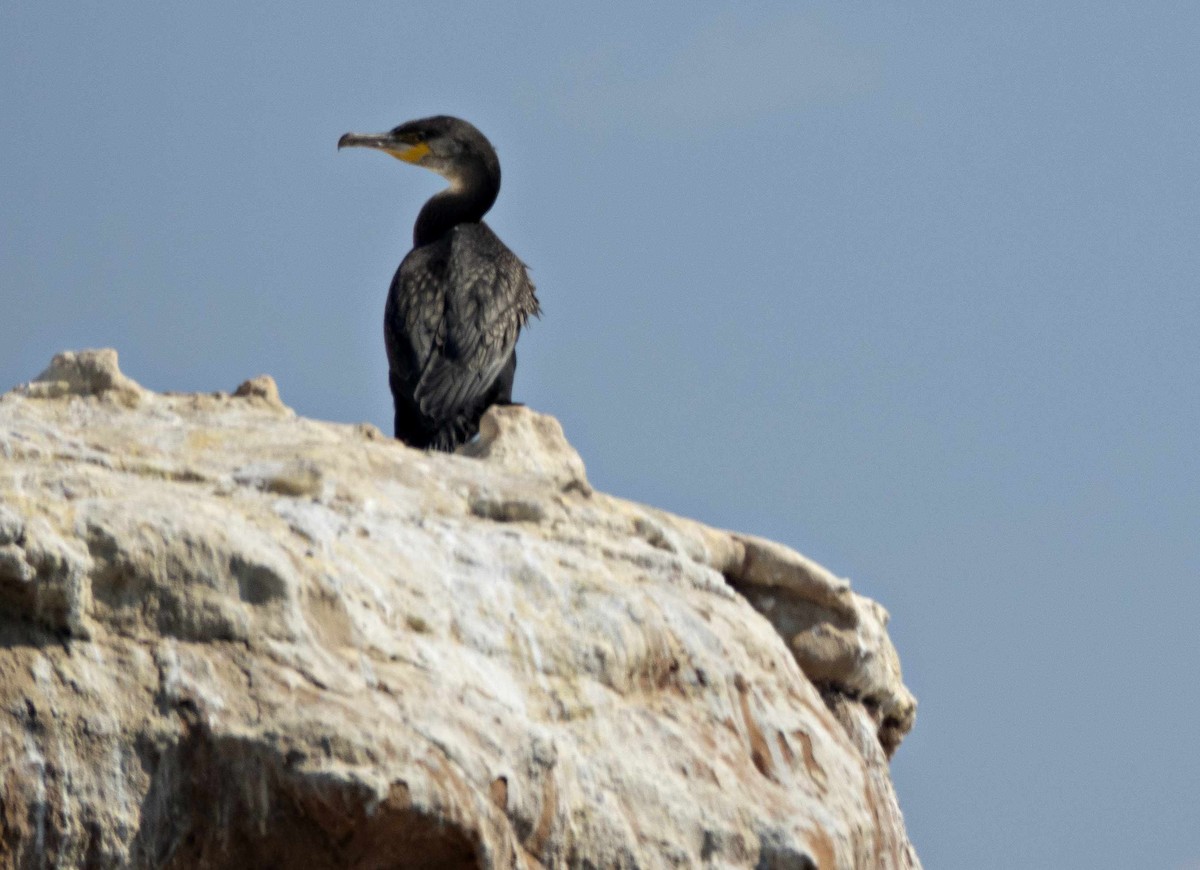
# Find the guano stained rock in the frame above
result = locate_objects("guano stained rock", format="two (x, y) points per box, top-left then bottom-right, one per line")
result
(0, 349), (919, 869)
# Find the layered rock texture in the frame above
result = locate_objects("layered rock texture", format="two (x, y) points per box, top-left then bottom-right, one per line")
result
(0, 350), (919, 869)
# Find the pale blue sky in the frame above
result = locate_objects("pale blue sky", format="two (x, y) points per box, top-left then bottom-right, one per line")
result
(3, 4), (1198, 867)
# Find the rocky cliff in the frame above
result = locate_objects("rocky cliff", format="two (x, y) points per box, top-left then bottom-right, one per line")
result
(0, 349), (919, 869)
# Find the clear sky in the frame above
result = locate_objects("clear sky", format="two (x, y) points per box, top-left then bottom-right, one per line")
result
(2, 4), (1197, 867)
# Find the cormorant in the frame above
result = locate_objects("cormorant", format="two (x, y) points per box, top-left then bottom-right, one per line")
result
(338, 115), (540, 451)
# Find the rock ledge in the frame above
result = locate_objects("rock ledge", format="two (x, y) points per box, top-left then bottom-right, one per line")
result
(0, 349), (919, 869)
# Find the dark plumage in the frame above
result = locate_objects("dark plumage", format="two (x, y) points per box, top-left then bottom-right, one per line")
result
(338, 116), (540, 450)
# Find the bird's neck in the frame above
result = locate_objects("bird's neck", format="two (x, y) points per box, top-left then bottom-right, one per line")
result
(413, 164), (500, 247)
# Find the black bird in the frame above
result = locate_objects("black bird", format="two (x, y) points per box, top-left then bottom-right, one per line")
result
(338, 116), (540, 450)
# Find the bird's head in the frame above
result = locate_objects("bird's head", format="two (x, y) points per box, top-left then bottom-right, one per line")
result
(338, 115), (499, 192)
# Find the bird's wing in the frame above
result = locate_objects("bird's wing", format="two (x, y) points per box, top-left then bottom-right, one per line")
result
(410, 226), (537, 425)
(386, 244), (445, 385)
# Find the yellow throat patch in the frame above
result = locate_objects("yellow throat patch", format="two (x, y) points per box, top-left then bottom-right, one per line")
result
(386, 142), (431, 164)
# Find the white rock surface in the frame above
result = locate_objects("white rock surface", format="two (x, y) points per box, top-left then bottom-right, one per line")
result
(0, 349), (919, 869)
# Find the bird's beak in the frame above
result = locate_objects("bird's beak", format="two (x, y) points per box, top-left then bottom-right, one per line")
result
(337, 132), (430, 164)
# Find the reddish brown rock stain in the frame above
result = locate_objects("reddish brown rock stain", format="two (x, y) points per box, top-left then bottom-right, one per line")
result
(734, 677), (776, 782)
